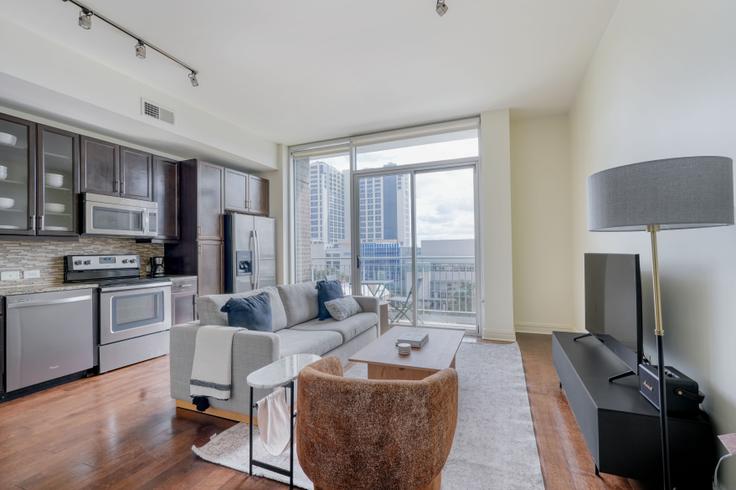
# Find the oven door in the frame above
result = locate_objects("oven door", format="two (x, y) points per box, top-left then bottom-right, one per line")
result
(99, 285), (171, 345)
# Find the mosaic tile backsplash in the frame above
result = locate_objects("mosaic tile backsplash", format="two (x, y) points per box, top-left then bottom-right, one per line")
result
(0, 237), (163, 291)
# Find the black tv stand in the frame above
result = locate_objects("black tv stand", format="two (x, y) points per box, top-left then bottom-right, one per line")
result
(572, 333), (592, 342)
(552, 332), (715, 487)
(608, 369), (636, 383)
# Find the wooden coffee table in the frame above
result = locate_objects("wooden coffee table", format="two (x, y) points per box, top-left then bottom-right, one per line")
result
(349, 326), (465, 380)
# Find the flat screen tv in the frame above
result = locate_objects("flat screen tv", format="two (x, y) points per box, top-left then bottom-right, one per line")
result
(584, 253), (643, 376)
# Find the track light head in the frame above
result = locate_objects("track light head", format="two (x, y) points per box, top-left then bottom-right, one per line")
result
(78, 9), (92, 30)
(435, 0), (448, 16)
(188, 71), (199, 87)
(135, 41), (146, 59)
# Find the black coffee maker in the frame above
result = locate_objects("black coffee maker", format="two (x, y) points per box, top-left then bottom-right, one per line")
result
(150, 256), (165, 277)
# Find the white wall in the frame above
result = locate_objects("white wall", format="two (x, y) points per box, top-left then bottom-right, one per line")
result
(570, 0), (736, 484)
(511, 116), (575, 334)
(479, 109), (516, 341)
(0, 16), (278, 171)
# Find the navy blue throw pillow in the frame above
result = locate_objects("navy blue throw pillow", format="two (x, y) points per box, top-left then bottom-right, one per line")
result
(220, 292), (272, 331)
(316, 280), (344, 320)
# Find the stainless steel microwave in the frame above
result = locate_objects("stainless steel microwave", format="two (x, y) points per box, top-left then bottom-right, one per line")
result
(83, 193), (158, 238)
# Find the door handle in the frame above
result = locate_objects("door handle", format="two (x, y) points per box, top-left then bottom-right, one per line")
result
(38, 215), (45, 231)
(249, 231), (256, 288)
(7, 295), (92, 309)
(254, 230), (260, 288)
(29, 214), (36, 231)
(113, 180), (119, 193)
(121, 180), (126, 195)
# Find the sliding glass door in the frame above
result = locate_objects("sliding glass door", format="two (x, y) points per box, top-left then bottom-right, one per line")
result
(353, 164), (478, 333)
(414, 167), (477, 331)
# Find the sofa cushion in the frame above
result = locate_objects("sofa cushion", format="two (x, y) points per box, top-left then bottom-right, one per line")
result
(316, 280), (344, 320)
(221, 293), (272, 331)
(325, 296), (362, 321)
(276, 328), (343, 357)
(197, 287), (287, 331)
(290, 312), (378, 343)
(277, 282), (318, 327)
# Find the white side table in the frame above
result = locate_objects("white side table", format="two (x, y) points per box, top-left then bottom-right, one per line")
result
(246, 353), (321, 489)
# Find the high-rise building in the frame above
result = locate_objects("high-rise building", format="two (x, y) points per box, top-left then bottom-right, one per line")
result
(293, 156), (313, 282)
(310, 161), (347, 245)
(359, 166), (411, 246)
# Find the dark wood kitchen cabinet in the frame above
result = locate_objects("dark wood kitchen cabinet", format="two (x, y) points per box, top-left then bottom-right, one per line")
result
(164, 159), (225, 296)
(36, 125), (79, 236)
(224, 168), (247, 212)
(197, 161), (224, 240)
(198, 241), (223, 296)
(223, 168), (269, 216)
(152, 157), (179, 240)
(80, 136), (117, 196)
(170, 276), (198, 326)
(119, 146), (152, 200)
(0, 113), (36, 236)
(81, 137), (153, 201)
(247, 174), (269, 216)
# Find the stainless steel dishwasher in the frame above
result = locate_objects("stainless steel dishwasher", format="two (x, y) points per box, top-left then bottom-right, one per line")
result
(5, 289), (95, 393)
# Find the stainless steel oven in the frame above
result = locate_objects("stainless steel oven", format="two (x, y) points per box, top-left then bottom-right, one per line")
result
(83, 193), (158, 238)
(99, 283), (171, 345)
(65, 254), (172, 373)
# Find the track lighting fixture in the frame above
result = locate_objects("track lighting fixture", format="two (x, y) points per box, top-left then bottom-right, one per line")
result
(436, 0), (448, 16)
(78, 9), (92, 29)
(135, 41), (146, 59)
(188, 71), (199, 87)
(62, 0), (200, 87)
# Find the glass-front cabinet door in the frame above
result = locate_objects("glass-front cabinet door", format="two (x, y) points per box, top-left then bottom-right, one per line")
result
(0, 114), (36, 235)
(37, 125), (78, 235)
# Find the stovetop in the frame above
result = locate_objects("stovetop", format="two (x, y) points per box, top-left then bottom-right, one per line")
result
(63, 254), (171, 290)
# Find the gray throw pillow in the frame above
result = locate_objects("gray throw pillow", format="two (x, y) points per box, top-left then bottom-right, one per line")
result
(324, 296), (362, 321)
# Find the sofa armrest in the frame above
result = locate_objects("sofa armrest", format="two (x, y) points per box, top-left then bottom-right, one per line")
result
(352, 295), (380, 316)
(170, 324), (281, 409)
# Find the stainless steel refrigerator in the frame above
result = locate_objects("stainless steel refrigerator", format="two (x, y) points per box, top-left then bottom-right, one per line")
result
(224, 212), (277, 293)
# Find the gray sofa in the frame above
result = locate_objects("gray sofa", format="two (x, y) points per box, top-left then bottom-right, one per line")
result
(170, 281), (379, 414)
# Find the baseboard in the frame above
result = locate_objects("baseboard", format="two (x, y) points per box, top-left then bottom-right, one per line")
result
(482, 328), (517, 342)
(175, 399), (255, 424)
(515, 322), (581, 335)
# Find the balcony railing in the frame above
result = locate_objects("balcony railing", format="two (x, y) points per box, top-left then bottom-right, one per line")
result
(304, 256), (477, 331)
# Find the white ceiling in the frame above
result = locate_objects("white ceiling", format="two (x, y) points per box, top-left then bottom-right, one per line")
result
(4, 0), (618, 145)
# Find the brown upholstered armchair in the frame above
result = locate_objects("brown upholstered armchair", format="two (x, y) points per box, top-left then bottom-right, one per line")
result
(296, 357), (458, 490)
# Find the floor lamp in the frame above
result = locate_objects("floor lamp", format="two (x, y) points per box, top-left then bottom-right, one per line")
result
(587, 156), (734, 489)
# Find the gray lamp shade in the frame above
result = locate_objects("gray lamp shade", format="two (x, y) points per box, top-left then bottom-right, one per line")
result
(588, 156), (734, 231)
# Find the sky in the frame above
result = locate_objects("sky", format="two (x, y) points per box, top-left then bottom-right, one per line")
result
(307, 134), (478, 247)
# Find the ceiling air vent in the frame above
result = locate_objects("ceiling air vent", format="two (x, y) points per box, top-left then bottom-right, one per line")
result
(141, 98), (175, 125)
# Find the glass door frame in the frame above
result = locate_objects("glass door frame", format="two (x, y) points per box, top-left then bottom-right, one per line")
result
(351, 156), (481, 335)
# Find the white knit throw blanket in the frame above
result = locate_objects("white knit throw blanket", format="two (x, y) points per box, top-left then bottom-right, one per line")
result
(190, 326), (244, 400)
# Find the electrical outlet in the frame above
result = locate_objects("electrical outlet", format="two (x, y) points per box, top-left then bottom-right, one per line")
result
(0, 271), (22, 281)
(23, 270), (41, 279)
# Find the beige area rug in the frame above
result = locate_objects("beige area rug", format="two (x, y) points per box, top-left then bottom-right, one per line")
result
(192, 342), (545, 489)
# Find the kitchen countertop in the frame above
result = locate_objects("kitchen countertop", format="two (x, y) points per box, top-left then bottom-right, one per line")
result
(0, 283), (99, 297)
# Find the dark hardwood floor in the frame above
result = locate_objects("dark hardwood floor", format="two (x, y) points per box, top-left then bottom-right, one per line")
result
(0, 334), (643, 489)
